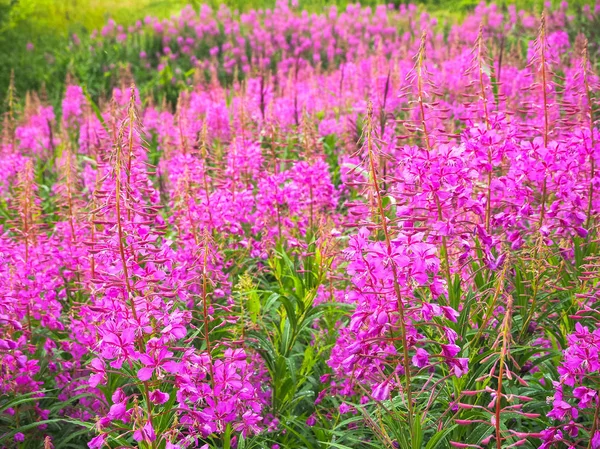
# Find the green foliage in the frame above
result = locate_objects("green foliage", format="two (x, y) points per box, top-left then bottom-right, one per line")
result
(240, 239), (347, 448)
(252, 244), (328, 407)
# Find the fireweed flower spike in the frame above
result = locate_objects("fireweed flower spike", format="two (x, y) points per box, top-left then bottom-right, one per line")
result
(328, 101), (465, 441)
(81, 86), (265, 447)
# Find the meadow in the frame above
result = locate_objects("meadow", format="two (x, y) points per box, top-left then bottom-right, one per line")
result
(1, 1), (600, 448)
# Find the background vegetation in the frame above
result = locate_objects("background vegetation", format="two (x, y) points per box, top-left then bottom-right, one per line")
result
(0, 0), (594, 113)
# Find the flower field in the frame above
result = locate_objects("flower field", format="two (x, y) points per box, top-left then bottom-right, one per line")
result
(1, 1), (600, 448)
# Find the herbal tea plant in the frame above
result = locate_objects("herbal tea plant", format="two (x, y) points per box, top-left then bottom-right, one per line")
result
(1, 1), (600, 449)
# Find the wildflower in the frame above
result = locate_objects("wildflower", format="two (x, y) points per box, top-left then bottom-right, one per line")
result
(133, 421), (156, 443)
(88, 434), (106, 449)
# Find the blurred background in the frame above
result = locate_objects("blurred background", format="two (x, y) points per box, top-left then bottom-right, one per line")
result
(0, 0), (594, 113)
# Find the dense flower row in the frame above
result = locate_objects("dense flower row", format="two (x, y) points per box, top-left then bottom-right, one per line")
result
(1, 1), (600, 448)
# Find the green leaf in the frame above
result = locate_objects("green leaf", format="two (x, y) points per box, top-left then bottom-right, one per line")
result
(82, 85), (109, 133)
(247, 289), (261, 324)
(424, 425), (458, 449)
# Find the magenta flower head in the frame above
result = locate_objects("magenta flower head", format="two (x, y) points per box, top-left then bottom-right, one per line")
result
(149, 389), (170, 404)
(107, 401), (127, 421)
(133, 421), (156, 443)
(412, 348), (429, 368)
(88, 434), (106, 449)
(339, 402), (352, 414)
(137, 347), (180, 381)
(592, 431), (600, 449)
(372, 381), (391, 401)
(166, 443), (181, 449)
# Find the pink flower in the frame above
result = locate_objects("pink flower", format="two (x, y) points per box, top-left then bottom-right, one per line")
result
(593, 431), (600, 449)
(88, 434), (106, 449)
(149, 389), (170, 404)
(339, 402), (351, 414)
(372, 381), (391, 401)
(133, 422), (156, 443)
(412, 348), (429, 368)
(137, 347), (180, 381)
(107, 402), (127, 421)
